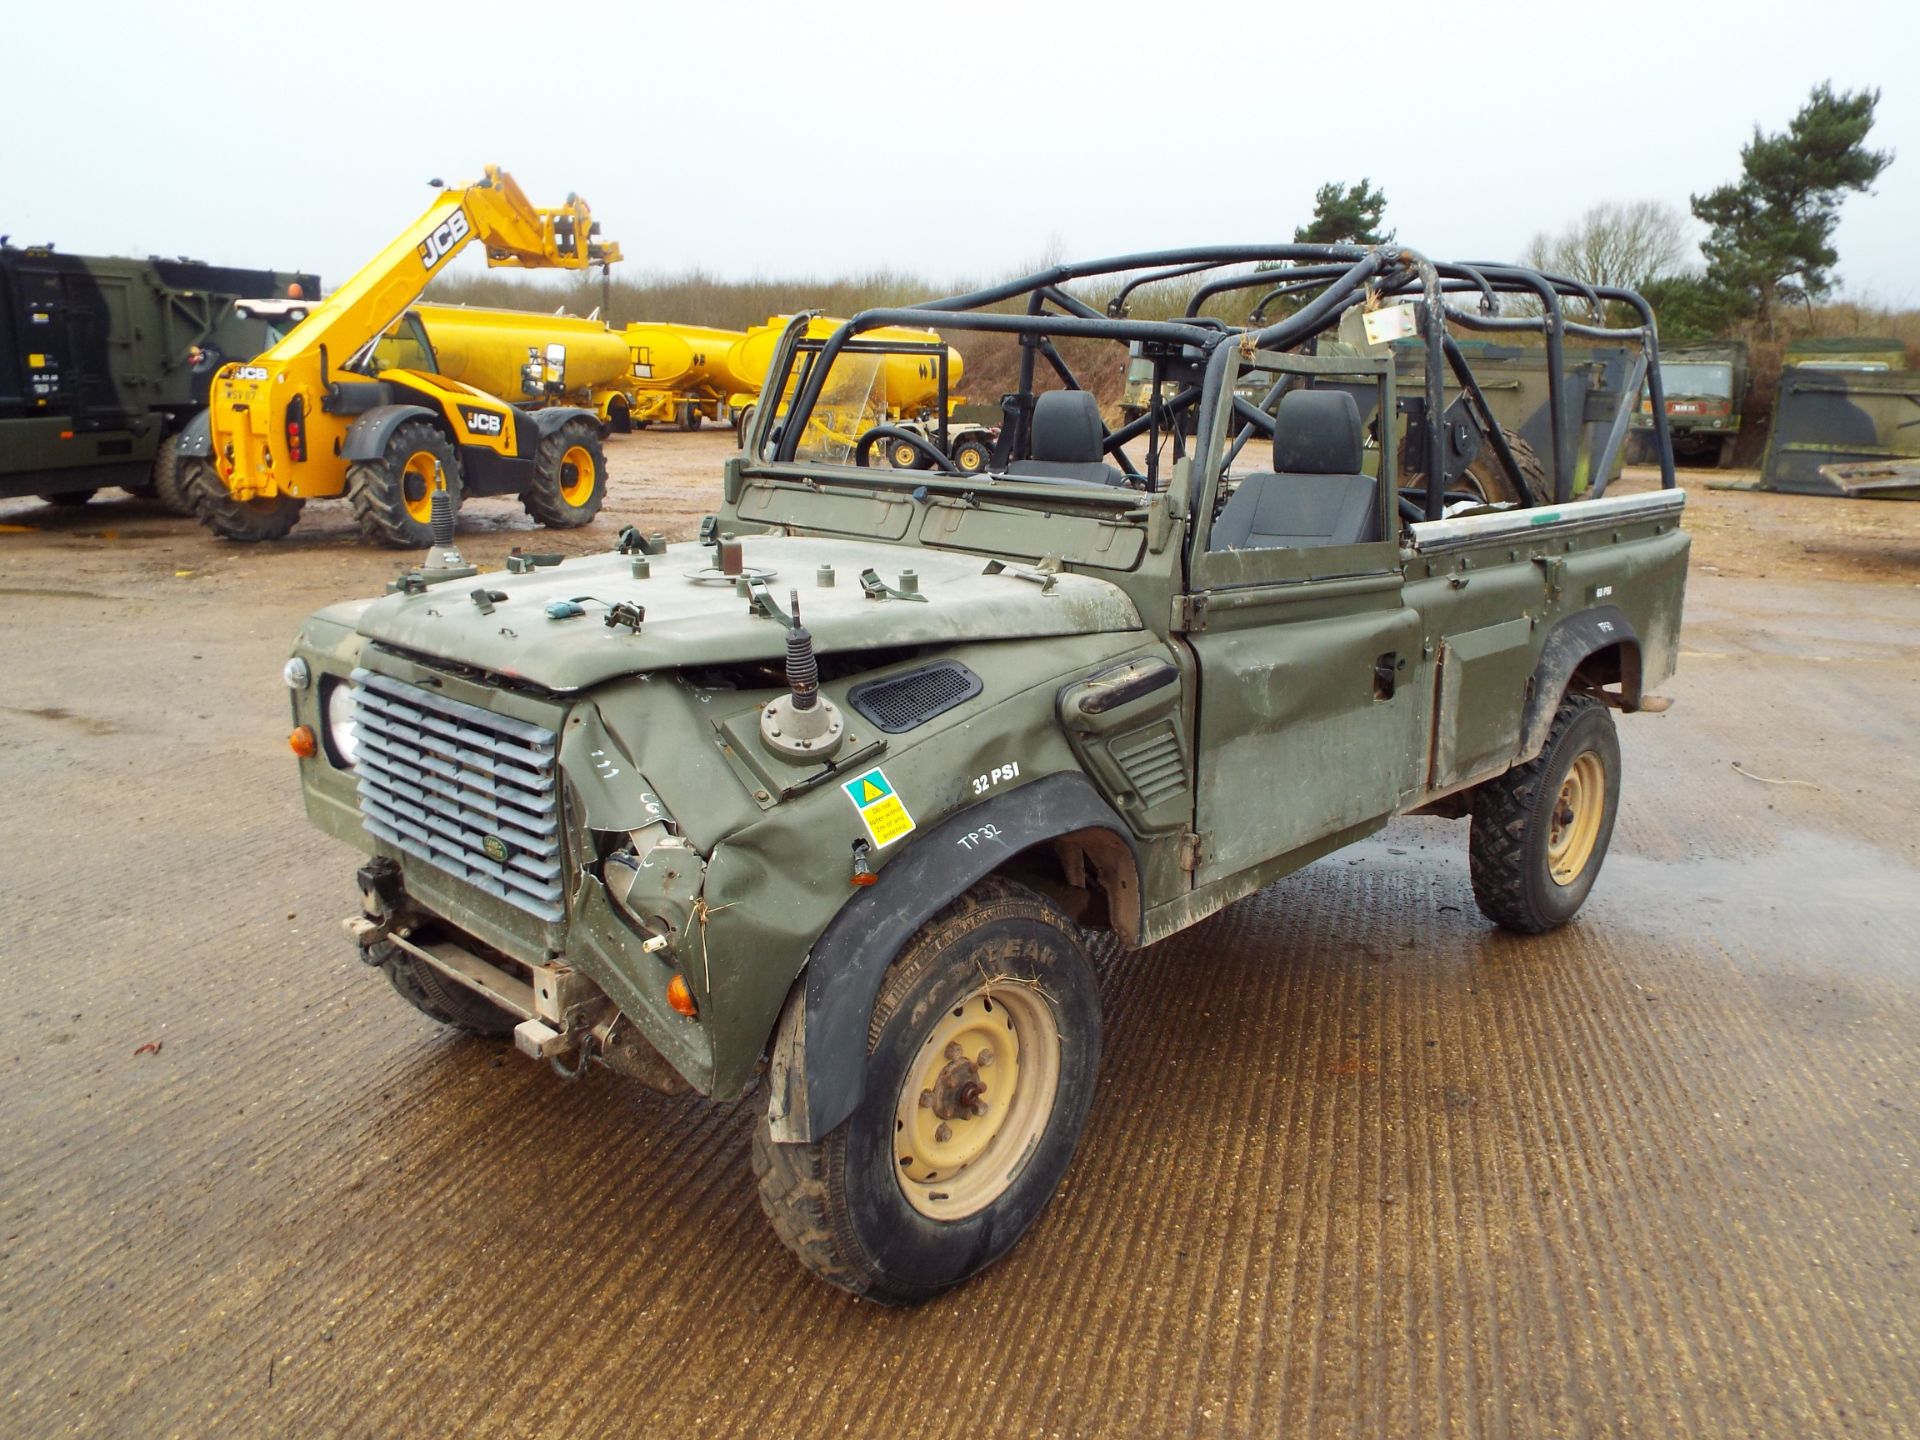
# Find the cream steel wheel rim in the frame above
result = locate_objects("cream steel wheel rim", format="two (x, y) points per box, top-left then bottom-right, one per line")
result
(893, 986), (1060, 1221)
(1548, 751), (1606, 885)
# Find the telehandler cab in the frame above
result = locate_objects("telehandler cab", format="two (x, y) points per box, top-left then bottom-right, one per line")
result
(181, 166), (621, 547)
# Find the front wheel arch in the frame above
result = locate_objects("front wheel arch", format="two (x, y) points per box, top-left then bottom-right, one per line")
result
(766, 772), (1138, 1144)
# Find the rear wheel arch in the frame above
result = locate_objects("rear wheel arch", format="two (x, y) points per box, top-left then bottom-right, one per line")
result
(766, 772), (1138, 1144)
(1516, 606), (1643, 763)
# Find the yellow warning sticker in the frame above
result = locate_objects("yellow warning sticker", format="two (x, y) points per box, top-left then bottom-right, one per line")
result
(843, 766), (916, 848)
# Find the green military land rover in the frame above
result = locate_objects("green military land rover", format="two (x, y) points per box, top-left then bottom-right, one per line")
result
(283, 244), (1688, 1303)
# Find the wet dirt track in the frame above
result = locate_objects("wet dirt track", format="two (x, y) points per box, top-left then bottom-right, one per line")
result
(1, 437), (1917, 1438)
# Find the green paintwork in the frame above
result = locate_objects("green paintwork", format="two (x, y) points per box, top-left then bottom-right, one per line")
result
(1, 242), (318, 498)
(1760, 336), (1919, 496)
(289, 331), (1690, 1107)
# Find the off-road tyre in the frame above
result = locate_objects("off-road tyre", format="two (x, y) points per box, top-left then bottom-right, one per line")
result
(1716, 434), (1738, 469)
(345, 419), (460, 549)
(1463, 428), (1551, 506)
(184, 457), (304, 541)
(1469, 692), (1621, 934)
(379, 945), (518, 1037)
(149, 433), (195, 515)
(520, 418), (606, 528)
(752, 877), (1102, 1305)
(41, 489), (97, 507)
(676, 401), (701, 432)
(951, 436), (992, 476)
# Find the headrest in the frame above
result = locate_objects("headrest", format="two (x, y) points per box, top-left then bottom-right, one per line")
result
(1030, 390), (1106, 463)
(1272, 389), (1363, 474)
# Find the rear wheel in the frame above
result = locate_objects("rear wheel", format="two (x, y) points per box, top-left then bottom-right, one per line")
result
(676, 401), (702, 432)
(185, 458), (304, 541)
(521, 418), (606, 528)
(1468, 692), (1621, 933)
(753, 878), (1102, 1305)
(345, 420), (459, 549)
(40, 489), (96, 507)
(375, 941), (518, 1037)
(150, 434), (196, 515)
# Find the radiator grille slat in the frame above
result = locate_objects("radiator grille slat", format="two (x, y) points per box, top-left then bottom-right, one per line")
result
(351, 668), (564, 923)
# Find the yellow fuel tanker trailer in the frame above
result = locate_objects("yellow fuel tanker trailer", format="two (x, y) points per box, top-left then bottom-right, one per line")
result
(622, 322), (752, 430)
(414, 303), (633, 413)
(729, 315), (993, 472)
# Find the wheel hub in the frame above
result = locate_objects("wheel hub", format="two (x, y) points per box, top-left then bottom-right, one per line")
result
(892, 987), (1060, 1221)
(1546, 749), (1605, 885)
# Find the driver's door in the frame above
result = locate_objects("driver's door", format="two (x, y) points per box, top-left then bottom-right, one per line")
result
(1180, 359), (1425, 888)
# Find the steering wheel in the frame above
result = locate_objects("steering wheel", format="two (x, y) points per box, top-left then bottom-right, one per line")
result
(854, 425), (965, 476)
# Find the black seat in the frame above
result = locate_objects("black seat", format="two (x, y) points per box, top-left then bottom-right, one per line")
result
(1005, 390), (1127, 486)
(1209, 389), (1379, 550)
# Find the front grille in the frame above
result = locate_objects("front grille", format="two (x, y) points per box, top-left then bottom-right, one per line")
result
(848, 661), (982, 733)
(1110, 720), (1188, 808)
(350, 668), (565, 922)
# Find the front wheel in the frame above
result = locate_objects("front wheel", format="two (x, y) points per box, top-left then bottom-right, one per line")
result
(346, 419), (460, 549)
(185, 458), (304, 541)
(521, 418), (607, 528)
(951, 435), (992, 476)
(150, 434), (196, 515)
(752, 878), (1102, 1305)
(1469, 692), (1621, 933)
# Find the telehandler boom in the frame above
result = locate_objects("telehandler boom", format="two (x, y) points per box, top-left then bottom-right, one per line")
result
(182, 166), (622, 547)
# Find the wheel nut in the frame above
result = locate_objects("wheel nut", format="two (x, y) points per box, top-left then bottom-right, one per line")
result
(944, 1041), (964, 1062)
(934, 1122), (952, 1143)
(919, 1089), (933, 1109)
(976, 1049), (994, 1068)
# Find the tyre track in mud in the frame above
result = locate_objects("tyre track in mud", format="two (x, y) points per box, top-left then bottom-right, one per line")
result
(1, 442), (1918, 1436)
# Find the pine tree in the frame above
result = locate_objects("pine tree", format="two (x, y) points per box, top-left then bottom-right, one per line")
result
(1691, 83), (1891, 335)
(1294, 180), (1392, 246)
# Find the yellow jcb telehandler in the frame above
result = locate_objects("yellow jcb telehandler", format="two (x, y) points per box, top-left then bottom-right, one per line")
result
(180, 166), (621, 547)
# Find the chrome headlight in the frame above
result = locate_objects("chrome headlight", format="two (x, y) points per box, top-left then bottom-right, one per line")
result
(322, 678), (359, 769)
(283, 656), (310, 690)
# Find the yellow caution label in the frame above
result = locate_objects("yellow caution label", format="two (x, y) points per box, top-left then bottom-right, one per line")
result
(28, 354), (46, 367)
(843, 766), (915, 848)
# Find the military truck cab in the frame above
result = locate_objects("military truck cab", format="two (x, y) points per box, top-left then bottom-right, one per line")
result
(285, 244), (1688, 1305)
(1630, 340), (1747, 469)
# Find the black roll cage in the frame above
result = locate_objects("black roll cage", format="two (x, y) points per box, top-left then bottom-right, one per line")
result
(750, 244), (1676, 523)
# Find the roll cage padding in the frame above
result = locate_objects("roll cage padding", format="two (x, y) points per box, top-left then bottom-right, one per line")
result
(767, 771), (1140, 1144)
(1515, 605), (1644, 762)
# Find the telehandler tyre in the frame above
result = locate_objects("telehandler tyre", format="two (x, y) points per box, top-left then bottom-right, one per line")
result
(1468, 692), (1621, 934)
(521, 419), (606, 528)
(346, 420), (460, 549)
(753, 878), (1102, 1305)
(185, 458), (304, 541)
(150, 434), (196, 515)
(374, 942), (518, 1037)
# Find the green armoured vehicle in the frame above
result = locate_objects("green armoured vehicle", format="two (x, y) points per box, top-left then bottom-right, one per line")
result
(1628, 340), (1748, 469)
(285, 245), (1688, 1303)
(0, 241), (318, 510)
(1759, 337), (1917, 496)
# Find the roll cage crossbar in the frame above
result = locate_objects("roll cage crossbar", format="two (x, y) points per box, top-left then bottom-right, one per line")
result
(755, 245), (1675, 520)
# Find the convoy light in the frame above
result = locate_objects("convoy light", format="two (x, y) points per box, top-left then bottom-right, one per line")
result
(283, 657), (310, 690)
(322, 679), (360, 769)
(667, 975), (698, 1018)
(289, 726), (318, 758)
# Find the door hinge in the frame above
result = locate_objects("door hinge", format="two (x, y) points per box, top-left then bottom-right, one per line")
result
(1173, 593), (1210, 632)
(1178, 831), (1205, 873)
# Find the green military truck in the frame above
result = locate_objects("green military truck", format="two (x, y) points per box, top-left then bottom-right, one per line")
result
(283, 245), (1687, 1303)
(0, 241), (318, 510)
(1629, 340), (1748, 469)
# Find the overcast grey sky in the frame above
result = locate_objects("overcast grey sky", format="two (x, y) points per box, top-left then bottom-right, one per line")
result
(7, 0), (1914, 304)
